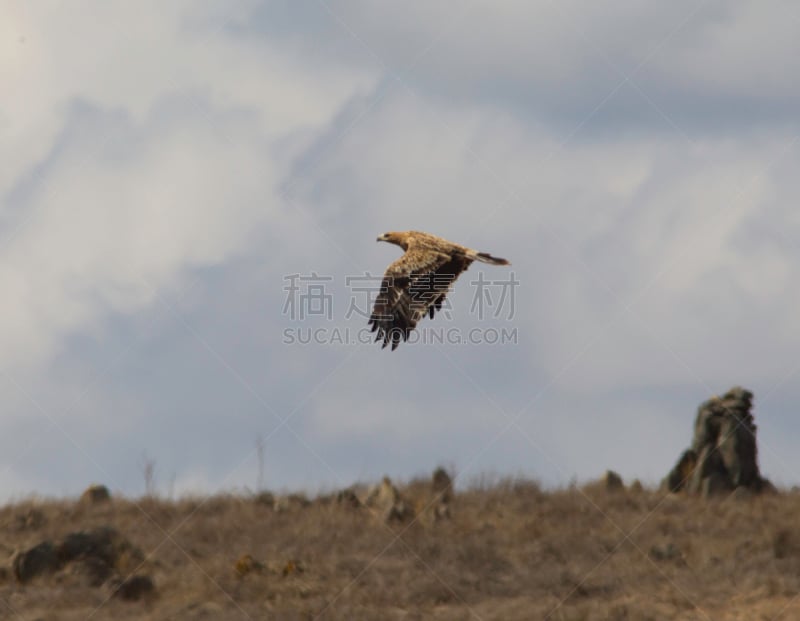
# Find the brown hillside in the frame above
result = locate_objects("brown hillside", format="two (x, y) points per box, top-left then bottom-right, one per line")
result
(2, 478), (800, 620)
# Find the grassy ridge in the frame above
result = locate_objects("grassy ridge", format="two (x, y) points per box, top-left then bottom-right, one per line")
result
(1, 478), (799, 620)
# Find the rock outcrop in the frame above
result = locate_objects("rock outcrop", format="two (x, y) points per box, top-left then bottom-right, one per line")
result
(663, 387), (771, 497)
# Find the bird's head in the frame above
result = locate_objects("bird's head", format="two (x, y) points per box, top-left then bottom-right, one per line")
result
(376, 231), (407, 249)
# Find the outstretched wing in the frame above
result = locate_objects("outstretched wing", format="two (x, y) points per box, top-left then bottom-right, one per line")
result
(369, 249), (472, 350)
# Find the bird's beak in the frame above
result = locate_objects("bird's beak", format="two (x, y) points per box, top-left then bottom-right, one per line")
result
(376, 235), (385, 242)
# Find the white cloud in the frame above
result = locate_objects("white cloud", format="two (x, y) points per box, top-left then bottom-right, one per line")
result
(0, 0), (378, 371)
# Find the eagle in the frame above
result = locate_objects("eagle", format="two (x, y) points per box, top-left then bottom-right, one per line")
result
(369, 231), (510, 350)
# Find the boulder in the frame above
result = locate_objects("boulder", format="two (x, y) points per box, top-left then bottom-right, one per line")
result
(12, 526), (146, 591)
(62, 527), (144, 588)
(12, 541), (59, 583)
(58, 527), (125, 566)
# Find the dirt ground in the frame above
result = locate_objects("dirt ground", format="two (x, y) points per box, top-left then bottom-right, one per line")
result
(2, 477), (800, 620)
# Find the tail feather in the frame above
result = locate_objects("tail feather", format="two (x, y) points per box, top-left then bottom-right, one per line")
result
(472, 251), (510, 266)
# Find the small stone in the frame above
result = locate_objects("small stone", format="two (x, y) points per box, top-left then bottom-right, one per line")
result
(364, 477), (414, 523)
(80, 484), (111, 504)
(110, 574), (156, 601)
(273, 493), (310, 512)
(336, 488), (362, 509)
(432, 467), (454, 503)
(603, 470), (624, 492)
(253, 491), (275, 507)
(650, 543), (681, 562)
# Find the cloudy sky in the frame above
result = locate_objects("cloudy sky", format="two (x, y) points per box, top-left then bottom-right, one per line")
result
(2, 1), (799, 500)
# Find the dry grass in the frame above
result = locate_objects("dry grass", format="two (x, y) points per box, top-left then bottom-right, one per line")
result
(2, 478), (800, 620)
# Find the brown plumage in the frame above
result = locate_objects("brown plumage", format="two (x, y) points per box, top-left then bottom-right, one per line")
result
(369, 231), (510, 350)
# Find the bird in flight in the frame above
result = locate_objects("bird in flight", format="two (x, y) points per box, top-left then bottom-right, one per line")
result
(369, 231), (510, 350)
